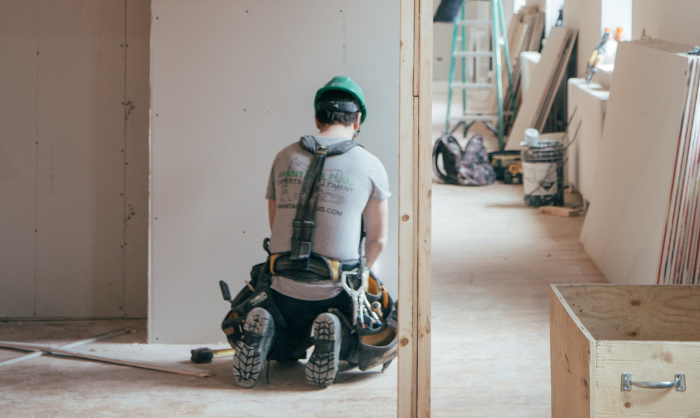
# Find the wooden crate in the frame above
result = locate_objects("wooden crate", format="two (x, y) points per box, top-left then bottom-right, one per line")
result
(550, 285), (700, 417)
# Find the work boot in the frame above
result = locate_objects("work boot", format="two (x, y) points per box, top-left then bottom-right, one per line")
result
(232, 307), (275, 388)
(305, 312), (341, 387)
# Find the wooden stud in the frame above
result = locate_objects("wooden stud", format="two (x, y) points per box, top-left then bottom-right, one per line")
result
(398, 0), (432, 416)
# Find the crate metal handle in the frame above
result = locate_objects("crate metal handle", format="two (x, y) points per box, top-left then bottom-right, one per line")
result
(621, 373), (686, 391)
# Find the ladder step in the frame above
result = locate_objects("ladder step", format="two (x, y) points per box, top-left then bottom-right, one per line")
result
(450, 83), (496, 89)
(453, 51), (493, 58)
(456, 19), (492, 26)
(449, 115), (499, 121)
(461, 111), (514, 116)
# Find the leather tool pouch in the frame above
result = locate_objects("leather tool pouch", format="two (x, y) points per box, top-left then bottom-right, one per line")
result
(221, 261), (288, 348)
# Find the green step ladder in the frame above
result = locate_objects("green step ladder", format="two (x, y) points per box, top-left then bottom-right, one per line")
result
(445, 0), (516, 150)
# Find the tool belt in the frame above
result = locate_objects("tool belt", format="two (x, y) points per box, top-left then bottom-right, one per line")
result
(268, 251), (360, 282)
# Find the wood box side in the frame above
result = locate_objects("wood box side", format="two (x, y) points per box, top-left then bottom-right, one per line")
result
(595, 341), (700, 417)
(554, 285), (700, 342)
(551, 285), (596, 418)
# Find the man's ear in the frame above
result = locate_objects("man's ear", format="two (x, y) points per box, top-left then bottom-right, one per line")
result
(354, 113), (362, 130)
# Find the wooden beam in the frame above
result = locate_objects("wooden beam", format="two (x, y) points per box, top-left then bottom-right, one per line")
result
(398, 0), (432, 416)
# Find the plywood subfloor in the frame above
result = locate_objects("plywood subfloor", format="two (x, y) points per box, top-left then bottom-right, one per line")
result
(430, 183), (606, 417)
(0, 184), (605, 417)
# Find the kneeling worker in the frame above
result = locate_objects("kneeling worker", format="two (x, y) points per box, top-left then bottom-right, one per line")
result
(221, 76), (397, 388)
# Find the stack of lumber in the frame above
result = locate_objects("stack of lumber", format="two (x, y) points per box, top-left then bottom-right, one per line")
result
(505, 26), (577, 150)
(581, 40), (700, 285)
(503, 6), (545, 113)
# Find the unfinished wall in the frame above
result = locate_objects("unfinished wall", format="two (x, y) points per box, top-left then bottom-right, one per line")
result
(633, 0), (700, 45)
(563, 0), (632, 76)
(0, 0), (150, 318)
(149, 0), (400, 343)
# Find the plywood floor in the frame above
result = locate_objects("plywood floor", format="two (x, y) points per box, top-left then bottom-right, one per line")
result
(0, 183), (605, 417)
(430, 183), (606, 417)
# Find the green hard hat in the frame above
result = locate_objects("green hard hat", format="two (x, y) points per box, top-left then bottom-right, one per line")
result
(314, 75), (367, 124)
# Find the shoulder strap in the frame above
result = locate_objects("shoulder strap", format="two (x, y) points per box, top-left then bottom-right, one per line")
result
(289, 136), (363, 267)
(299, 135), (363, 156)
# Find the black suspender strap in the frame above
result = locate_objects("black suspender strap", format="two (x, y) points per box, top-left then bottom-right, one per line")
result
(289, 136), (363, 269)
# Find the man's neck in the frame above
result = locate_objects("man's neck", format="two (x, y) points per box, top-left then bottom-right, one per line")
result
(316, 123), (356, 140)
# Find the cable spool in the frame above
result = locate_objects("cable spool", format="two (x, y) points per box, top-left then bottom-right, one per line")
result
(521, 140), (565, 207)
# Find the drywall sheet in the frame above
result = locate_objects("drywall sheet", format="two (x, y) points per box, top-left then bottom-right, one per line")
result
(1, 0), (150, 318)
(123, 0), (151, 318)
(35, 0), (126, 317)
(506, 26), (571, 150)
(580, 41), (694, 285)
(150, 1), (401, 343)
(566, 78), (608, 204)
(0, 1), (38, 317)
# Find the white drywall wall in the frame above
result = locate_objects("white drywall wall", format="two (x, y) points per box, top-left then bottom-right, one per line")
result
(149, 0), (400, 343)
(602, 0), (632, 41)
(0, 0), (150, 318)
(563, 0), (632, 76)
(633, 0), (700, 45)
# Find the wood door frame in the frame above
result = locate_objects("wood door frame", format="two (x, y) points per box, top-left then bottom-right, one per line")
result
(397, 0), (432, 417)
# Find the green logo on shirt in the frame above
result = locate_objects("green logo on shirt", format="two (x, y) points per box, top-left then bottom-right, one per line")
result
(279, 170), (305, 178)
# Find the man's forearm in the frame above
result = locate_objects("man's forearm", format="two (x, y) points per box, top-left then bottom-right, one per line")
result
(362, 199), (389, 268)
(364, 238), (386, 268)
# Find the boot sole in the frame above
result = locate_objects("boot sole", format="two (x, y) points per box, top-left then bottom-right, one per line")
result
(232, 307), (274, 388)
(305, 313), (341, 387)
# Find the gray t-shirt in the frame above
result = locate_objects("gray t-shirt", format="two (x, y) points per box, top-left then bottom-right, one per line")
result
(266, 137), (390, 300)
